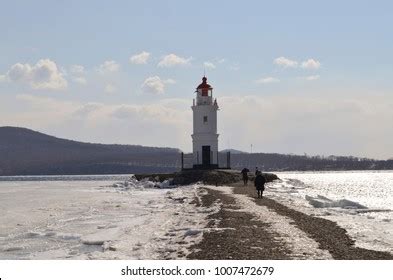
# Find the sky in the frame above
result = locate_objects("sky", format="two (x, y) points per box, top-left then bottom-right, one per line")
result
(1, 0), (393, 159)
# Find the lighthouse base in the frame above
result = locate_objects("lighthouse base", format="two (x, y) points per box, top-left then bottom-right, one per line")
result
(180, 151), (231, 170)
(192, 164), (219, 170)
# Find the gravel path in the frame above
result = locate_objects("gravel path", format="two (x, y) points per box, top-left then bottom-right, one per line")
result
(187, 188), (290, 259)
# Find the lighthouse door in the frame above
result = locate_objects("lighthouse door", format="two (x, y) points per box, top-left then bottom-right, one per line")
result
(202, 146), (211, 166)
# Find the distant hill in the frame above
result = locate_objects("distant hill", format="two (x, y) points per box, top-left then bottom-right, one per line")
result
(1, 126), (392, 176)
(0, 126), (180, 175)
(220, 149), (248, 154)
(230, 153), (393, 171)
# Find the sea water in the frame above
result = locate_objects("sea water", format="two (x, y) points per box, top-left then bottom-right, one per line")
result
(268, 171), (393, 253)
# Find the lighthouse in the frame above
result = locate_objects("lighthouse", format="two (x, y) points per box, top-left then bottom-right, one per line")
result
(192, 76), (219, 169)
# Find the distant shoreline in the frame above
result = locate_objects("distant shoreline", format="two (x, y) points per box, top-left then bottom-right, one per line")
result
(2, 169), (393, 179)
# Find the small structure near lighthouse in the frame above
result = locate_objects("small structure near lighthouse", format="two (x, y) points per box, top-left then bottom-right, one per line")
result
(191, 76), (219, 169)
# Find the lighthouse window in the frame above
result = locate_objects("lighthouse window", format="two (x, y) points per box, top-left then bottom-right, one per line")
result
(203, 116), (208, 123)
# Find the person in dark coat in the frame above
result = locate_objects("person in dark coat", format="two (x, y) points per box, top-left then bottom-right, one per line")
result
(254, 171), (266, 198)
(241, 168), (250, 185)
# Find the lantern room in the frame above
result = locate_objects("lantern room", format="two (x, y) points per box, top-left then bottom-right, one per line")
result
(194, 76), (215, 107)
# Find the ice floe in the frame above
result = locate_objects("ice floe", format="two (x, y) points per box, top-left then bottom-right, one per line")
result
(305, 195), (368, 209)
(109, 176), (175, 192)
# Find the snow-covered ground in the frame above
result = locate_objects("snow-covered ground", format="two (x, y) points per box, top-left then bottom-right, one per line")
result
(266, 171), (393, 254)
(0, 177), (218, 259)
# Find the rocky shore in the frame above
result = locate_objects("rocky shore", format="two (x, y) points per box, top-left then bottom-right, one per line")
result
(135, 169), (278, 186)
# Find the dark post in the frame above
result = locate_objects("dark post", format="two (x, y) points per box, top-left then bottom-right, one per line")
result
(181, 152), (184, 170)
(217, 151), (219, 167)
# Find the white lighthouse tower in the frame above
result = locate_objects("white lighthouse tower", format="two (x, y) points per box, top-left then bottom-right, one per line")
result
(192, 76), (219, 168)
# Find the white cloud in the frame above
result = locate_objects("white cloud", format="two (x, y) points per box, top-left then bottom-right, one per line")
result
(112, 104), (181, 123)
(142, 76), (165, 94)
(104, 83), (116, 93)
(141, 76), (175, 94)
(129, 51), (150, 64)
(5, 59), (67, 90)
(305, 75), (320, 81)
(14, 94), (76, 122)
(7, 63), (32, 81)
(97, 60), (120, 74)
(301, 59), (321, 70)
(70, 64), (85, 74)
(69, 64), (87, 84)
(163, 78), (176, 84)
(0, 74), (6, 82)
(73, 77), (87, 85)
(255, 77), (280, 84)
(274, 56), (298, 68)
(203, 61), (216, 69)
(157, 54), (192, 67)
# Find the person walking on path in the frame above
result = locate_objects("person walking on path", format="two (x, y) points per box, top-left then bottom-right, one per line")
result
(254, 171), (266, 198)
(241, 168), (250, 185)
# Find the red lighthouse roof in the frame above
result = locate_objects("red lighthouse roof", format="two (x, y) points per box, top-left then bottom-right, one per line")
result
(196, 76), (212, 90)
